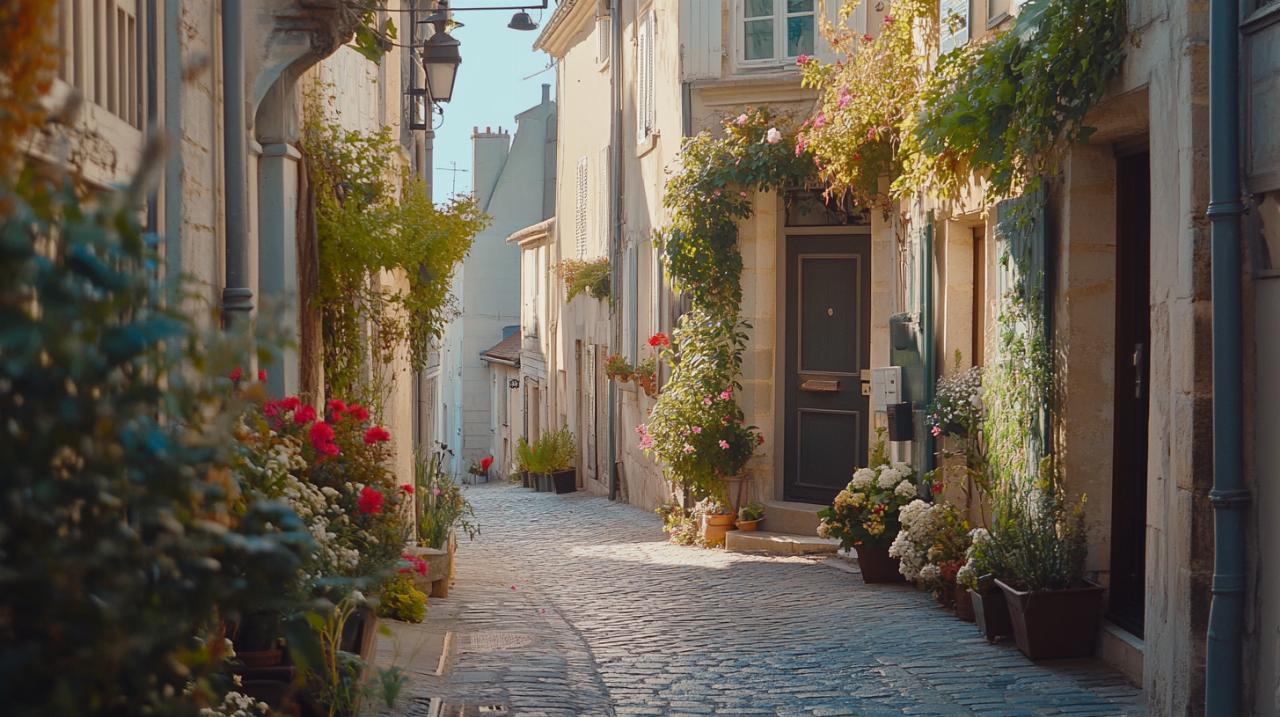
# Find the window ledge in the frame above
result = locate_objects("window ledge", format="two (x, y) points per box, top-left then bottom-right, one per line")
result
(636, 131), (659, 158)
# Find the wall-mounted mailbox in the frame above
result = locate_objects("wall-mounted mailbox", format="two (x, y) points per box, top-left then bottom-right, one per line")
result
(886, 402), (914, 441)
(870, 366), (902, 411)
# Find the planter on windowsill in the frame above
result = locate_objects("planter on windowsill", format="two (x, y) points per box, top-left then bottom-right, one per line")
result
(550, 467), (577, 494)
(995, 578), (1105, 660)
(854, 543), (906, 584)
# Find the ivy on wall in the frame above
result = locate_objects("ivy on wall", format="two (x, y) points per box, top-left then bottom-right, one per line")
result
(302, 92), (487, 411)
(645, 109), (816, 498)
(902, 0), (1128, 199)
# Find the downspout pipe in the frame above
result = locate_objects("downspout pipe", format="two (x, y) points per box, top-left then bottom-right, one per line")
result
(1204, 0), (1248, 705)
(606, 0), (623, 501)
(221, 0), (254, 324)
(921, 214), (936, 473)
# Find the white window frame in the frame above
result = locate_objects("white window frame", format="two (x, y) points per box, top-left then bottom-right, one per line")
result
(735, 0), (818, 69)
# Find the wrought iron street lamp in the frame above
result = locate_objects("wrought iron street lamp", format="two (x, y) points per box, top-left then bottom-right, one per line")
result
(416, 1), (547, 108)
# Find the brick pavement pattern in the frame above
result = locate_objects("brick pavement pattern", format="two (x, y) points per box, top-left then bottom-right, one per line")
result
(383, 483), (1144, 717)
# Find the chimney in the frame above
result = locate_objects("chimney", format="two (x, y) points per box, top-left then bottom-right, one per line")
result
(471, 125), (511, 210)
(542, 83), (551, 104)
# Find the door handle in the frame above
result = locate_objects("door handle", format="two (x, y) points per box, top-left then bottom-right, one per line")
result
(800, 378), (840, 392)
(1133, 343), (1145, 399)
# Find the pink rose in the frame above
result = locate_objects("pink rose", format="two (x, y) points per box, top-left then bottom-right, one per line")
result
(719, 440), (730, 450)
(735, 113), (749, 125)
(692, 426), (702, 434)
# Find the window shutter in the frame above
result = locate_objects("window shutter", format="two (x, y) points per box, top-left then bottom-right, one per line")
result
(597, 15), (612, 64)
(575, 156), (589, 258)
(939, 0), (970, 55)
(644, 10), (656, 135)
(636, 15), (654, 139)
(598, 145), (610, 252)
(679, 0), (722, 80)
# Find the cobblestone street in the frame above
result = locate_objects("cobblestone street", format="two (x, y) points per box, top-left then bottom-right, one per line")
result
(379, 484), (1144, 717)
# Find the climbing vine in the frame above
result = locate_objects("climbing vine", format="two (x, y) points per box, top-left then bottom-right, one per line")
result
(902, 0), (1128, 199)
(645, 109), (814, 497)
(302, 93), (487, 411)
(797, 0), (937, 209)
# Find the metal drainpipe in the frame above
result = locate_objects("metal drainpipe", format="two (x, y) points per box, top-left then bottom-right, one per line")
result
(921, 214), (936, 473)
(606, 0), (624, 501)
(221, 0), (254, 324)
(1204, 0), (1248, 704)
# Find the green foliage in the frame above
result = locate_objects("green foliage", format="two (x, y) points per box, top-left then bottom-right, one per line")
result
(903, 0), (1128, 198)
(656, 502), (702, 546)
(414, 450), (479, 550)
(649, 108), (811, 498)
(798, 0), (937, 208)
(660, 107), (816, 314)
(377, 574), (427, 623)
(515, 436), (534, 472)
(983, 292), (1052, 487)
(302, 94), (487, 407)
(0, 164), (314, 715)
(543, 427), (577, 472)
(604, 353), (634, 380)
(738, 502), (765, 522)
(985, 461), (1088, 591)
(641, 307), (761, 499)
(350, 10), (397, 64)
(558, 258), (611, 302)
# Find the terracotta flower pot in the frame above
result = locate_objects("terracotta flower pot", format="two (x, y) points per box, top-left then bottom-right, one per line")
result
(970, 586), (1014, 642)
(700, 513), (735, 547)
(996, 578), (1105, 660)
(954, 583), (975, 622)
(735, 519), (761, 532)
(854, 543), (906, 583)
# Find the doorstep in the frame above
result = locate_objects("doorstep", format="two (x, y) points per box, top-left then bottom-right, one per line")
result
(1098, 620), (1144, 686)
(725, 530), (841, 555)
(760, 499), (826, 536)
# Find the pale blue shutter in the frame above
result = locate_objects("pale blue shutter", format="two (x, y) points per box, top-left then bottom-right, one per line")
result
(679, 0), (723, 80)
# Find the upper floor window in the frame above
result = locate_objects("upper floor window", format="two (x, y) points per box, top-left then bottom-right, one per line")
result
(741, 0), (816, 64)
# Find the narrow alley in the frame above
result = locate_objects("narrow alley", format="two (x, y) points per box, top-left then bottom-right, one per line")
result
(379, 485), (1143, 717)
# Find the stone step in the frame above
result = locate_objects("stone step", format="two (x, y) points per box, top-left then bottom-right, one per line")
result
(760, 499), (826, 537)
(725, 530), (841, 555)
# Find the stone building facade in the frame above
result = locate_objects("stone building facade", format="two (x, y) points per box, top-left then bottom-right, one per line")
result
(533, 0), (1280, 713)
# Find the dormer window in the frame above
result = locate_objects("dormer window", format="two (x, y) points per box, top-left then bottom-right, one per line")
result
(741, 0), (816, 64)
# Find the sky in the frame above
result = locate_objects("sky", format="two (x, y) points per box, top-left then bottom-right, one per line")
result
(429, 2), (559, 204)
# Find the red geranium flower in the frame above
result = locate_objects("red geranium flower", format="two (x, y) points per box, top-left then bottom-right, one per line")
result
(326, 398), (347, 418)
(358, 486), (384, 514)
(229, 367), (244, 382)
(310, 421), (339, 456)
(295, 405), (317, 425)
(648, 332), (670, 348)
(364, 426), (391, 444)
(346, 404), (370, 422)
(400, 483), (414, 495)
(258, 369), (267, 382)
(480, 456), (494, 472)
(281, 396), (301, 411)
(264, 401), (281, 418)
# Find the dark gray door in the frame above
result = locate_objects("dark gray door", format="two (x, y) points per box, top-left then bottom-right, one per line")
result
(784, 234), (872, 504)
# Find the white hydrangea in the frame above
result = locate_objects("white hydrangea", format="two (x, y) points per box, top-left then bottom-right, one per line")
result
(919, 564), (942, 581)
(894, 479), (918, 499)
(200, 691), (271, 717)
(850, 467), (875, 490)
(877, 466), (900, 489)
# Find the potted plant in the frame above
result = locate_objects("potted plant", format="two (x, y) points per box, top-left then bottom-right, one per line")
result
(695, 497), (735, 547)
(988, 470), (1101, 659)
(889, 497), (973, 614)
(468, 455), (494, 483)
(541, 427), (578, 494)
(736, 501), (765, 531)
(957, 526), (1013, 640)
(515, 438), (534, 488)
(605, 353), (634, 382)
(408, 450), (479, 598)
(817, 432), (918, 583)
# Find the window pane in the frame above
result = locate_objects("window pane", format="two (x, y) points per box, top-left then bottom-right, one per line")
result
(746, 0), (773, 17)
(745, 18), (773, 59)
(787, 0), (815, 11)
(787, 15), (814, 56)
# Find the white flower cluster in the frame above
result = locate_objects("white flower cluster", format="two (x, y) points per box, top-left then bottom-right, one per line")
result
(199, 692), (270, 717)
(257, 437), (361, 577)
(956, 527), (991, 589)
(850, 467), (876, 490)
(889, 499), (946, 581)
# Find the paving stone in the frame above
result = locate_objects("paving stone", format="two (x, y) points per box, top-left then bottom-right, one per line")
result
(377, 484), (1145, 716)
